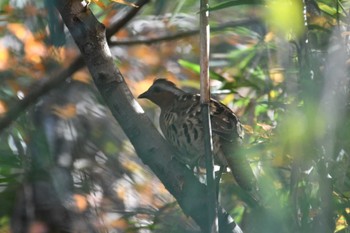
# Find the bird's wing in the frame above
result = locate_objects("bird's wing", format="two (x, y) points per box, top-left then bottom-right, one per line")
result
(173, 95), (243, 142)
(209, 100), (257, 193)
(173, 94), (201, 112)
(209, 99), (243, 142)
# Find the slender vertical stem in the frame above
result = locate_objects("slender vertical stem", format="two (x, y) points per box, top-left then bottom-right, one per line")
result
(199, 1), (218, 232)
(199, 1), (210, 102)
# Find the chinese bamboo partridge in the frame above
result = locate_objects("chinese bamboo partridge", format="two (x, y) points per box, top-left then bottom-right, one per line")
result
(139, 79), (256, 191)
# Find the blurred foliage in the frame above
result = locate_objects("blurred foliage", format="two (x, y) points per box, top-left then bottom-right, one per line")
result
(1, 0), (350, 232)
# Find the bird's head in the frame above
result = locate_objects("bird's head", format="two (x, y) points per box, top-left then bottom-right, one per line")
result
(138, 79), (185, 108)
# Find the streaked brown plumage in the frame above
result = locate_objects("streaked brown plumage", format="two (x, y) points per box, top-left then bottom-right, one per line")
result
(139, 79), (256, 191)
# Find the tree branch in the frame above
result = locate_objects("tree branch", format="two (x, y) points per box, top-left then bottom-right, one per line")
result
(0, 57), (84, 131)
(54, 1), (243, 232)
(108, 18), (262, 46)
(106, 0), (149, 39)
(0, 0), (149, 132)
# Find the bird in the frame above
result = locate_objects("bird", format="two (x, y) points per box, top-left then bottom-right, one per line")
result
(139, 79), (256, 191)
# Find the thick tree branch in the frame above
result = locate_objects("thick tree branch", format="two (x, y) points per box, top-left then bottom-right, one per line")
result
(54, 1), (243, 232)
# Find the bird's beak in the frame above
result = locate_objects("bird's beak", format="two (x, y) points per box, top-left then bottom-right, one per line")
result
(138, 90), (149, 99)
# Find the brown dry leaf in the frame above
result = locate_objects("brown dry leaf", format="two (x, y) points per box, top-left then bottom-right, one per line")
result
(335, 214), (348, 232)
(24, 39), (47, 64)
(73, 194), (88, 213)
(102, 9), (119, 27)
(116, 184), (126, 200)
(130, 45), (161, 66)
(0, 44), (9, 70)
(121, 159), (143, 173)
(114, 28), (129, 39)
(89, 0), (106, 9)
(162, 72), (179, 85)
(224, 34), (244, 46)
(264, 31), (275, 42)
(51, 104), (77, 120)
(6, 79), (22, 94)
(269, 68), (284, 84)
(242, 124), (254, 134)
(0, 100), (7, 116)
(257, 122), (273, 131)
(309, 15), (334, 28)
(134, 75), (179, 97)
(72, 70), (91, 84)
(135, 183), (153, 205)
(107, 217), (128, 229)
(110, 0), (139, 8)
(48, 46), (66, 63)
(133, 77), (156, 97)
(8, 23), (48, 66)
(2, 4), (13, 15)
(7, 23), (33, 41)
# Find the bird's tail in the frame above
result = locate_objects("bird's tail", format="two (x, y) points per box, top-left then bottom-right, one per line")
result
(221, 140), (261, 206)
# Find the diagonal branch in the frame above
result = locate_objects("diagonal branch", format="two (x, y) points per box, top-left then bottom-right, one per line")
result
(0, 57), (84, 131)
(105, 0), (149, 39)
(54, 0), (243, 232)
(0, 0), (149, 132)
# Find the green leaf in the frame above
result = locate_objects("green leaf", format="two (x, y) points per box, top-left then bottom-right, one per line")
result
(228, 47), (254, 60)
(178, 59), (226, 81)
(239, 49), (256, 69)
(227, 46), (257, 69)
(178, 59), (200, 73)
(317, 2), (338, 16)
(255, 103), (268, 116)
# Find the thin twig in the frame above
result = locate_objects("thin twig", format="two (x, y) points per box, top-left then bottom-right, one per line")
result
(109, 18), (261, 46)
(199, 1), (218, 233)
(106, 0), (150, 39)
